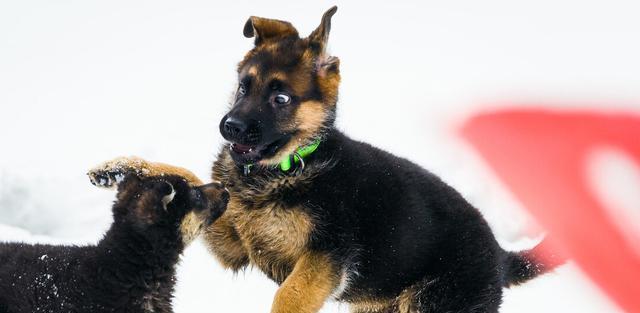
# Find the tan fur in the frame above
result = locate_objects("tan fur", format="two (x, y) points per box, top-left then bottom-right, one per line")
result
(301, 49), (316, 67)
(148, 163), (202, 184)
(258, 100), (329, 166)
(269, 71), (288, 82)
(237, 50), (257, 72)
(240, 44), (313, 97)
(180, 211), (208, 246)
(271, 252), (340, 313)
(347, 285), (418, 313)
(395, 285), (419, 313)
(203, 150), (336, 283)
(203, 213), (250, 271)
(263, 68), (309, 95)
(247, 16), (299, 42)
(295, 101), (328, 134)
(247, 65), (259, 77)
(89, 156), (203, 186)
(349, 299), (394, 313)
(224, 197), (314, 283)
(317, 60), (340, 105)
(288, 59), (314, 96)
(262, 41), (278, 53)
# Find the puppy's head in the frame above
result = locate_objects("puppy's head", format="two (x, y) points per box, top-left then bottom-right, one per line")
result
(219, 6), (340, 166)
(113, 175), (229, 245)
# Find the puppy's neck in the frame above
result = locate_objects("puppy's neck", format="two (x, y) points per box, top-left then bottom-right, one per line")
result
(214, 128), (341, 199)
(87, 222), (183, 296)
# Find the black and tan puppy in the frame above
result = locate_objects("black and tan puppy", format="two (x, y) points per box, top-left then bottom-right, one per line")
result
(0, 172), (228, 313)
(92, 7), (563, 313)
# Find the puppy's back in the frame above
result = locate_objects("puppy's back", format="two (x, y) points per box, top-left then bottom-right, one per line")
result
(0, 242), (94, 312)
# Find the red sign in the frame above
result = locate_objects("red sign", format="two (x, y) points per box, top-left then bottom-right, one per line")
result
(461, 109), (640, 313)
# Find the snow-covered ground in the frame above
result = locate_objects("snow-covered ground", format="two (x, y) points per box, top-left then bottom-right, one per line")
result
(1, 1), (637, 312)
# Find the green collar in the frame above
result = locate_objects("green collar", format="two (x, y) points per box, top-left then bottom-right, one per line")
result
(279, 139), (321, 172)
(242, 139), (321, 176)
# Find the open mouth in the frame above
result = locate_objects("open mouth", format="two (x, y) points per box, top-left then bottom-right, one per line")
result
(230, 143), (258, 154)
(229, 143), (266, 163)
(228, 136), (291, 165)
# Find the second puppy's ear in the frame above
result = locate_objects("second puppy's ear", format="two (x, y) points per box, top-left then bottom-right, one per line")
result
(243, 16), (299, 46)
(114, 173), (143, 204)
(131, 180), (174, 227)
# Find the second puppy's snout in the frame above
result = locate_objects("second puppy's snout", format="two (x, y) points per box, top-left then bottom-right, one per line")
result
(193, 182), (229, 220)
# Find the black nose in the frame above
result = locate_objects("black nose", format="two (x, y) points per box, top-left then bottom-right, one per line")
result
(223, 117), (247, 139)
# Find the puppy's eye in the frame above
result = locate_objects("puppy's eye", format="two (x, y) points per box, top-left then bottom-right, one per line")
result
(274, 93), (291, 105)
(237, 84), (246, 96)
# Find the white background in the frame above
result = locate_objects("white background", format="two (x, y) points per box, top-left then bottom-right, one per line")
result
(1, 1), (639, 312)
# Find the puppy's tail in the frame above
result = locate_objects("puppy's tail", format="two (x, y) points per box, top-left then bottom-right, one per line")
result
(502, 238), (566, 287)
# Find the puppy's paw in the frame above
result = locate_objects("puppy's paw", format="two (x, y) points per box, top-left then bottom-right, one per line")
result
(88, 156), (150, 188)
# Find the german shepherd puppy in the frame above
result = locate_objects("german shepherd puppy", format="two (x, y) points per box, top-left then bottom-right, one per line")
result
(91, 6), (562, 313)
(0, 170), (228, 313)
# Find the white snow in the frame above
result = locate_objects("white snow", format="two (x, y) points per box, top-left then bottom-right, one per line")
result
(1, 1), (637, 312)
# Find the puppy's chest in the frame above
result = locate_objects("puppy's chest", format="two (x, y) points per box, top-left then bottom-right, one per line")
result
(227, 196), (314, 281)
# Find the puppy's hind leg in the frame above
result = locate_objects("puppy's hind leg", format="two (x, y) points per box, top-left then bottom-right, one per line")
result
(349, 299), (395, 313)
(409, 272), (503, 313)
(88, 156), (203, 188)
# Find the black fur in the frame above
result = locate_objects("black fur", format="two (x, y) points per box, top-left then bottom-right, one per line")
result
(0, 175), (226, 313)
(216, 129), (559, 312)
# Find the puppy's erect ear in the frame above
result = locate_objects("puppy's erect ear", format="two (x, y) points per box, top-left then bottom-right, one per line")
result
(308, 6), (337, 55)
(308, 6), (340, 78)
(243, 16), (299, 45)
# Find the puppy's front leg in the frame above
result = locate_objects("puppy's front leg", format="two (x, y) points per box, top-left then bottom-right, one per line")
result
(88, 156), (203, 187)
(271, 252), (340, 313)
(202, 213), (250, 271)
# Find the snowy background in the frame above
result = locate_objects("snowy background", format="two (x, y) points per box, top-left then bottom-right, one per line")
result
(1, 0), (639, 312)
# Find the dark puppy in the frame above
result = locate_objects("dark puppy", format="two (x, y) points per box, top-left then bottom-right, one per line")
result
(0, 174), (228, 313)
(91, 7), (563, 313)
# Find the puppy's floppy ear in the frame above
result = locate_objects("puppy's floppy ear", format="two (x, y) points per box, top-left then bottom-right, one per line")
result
(243, 16), (299, 45)
(308, 6), (338, 55)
